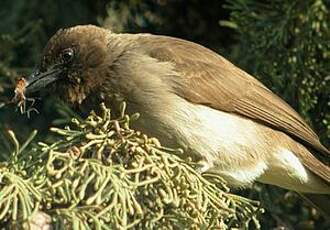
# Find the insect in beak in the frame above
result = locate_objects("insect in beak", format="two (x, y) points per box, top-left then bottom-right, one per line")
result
(12, 77), (39, 118)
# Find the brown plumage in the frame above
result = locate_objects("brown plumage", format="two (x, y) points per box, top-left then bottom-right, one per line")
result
(23, 25), (330, 205)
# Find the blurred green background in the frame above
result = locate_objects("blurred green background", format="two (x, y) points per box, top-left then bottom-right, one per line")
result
(0, 0), (329, 229)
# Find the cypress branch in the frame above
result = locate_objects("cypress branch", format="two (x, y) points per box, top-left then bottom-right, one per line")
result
(0, 103), (262, 229)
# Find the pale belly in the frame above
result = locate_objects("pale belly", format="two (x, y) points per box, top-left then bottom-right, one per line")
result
(128, 98), (330, 194)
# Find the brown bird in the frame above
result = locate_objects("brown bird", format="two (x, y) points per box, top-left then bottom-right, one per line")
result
(24, 25), (330, 212)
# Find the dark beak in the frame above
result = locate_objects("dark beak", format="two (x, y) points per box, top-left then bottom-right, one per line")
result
(25, 65), (63, 94)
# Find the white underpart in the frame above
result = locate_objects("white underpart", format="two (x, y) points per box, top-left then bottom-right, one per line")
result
(138, 96), (271, 184)
(277, 149), (309, 182)
(258, 149), (329, 193)
(177, 103), (269, 186)
(137, 95), (330, 193)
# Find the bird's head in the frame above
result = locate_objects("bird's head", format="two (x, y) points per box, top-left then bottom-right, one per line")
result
(25, 25), (111, 104)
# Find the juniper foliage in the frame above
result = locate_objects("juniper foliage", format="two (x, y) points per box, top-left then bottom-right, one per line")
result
(0, 103), (262, 229)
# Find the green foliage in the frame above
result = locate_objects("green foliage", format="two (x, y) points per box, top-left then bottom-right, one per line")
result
(0, 103), (262, 229)
(224, 0), (330, 145)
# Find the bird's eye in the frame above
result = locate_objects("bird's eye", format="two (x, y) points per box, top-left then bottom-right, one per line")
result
(61, 48), (74, 63)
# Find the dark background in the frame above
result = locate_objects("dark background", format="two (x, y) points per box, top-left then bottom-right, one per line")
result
(0, 0), (329, 229)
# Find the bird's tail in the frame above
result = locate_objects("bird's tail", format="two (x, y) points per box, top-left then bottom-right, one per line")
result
(300, 193), (330, 218)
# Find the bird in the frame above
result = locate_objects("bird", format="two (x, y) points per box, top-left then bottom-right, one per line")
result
(23, 25), (330, 213)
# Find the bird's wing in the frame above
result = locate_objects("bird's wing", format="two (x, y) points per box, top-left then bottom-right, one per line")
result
(141, 35), (330, 182)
